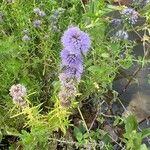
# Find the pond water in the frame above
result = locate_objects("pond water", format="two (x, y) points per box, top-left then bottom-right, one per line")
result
(113, 43), (150, 146)
(107, 9), (150, 146)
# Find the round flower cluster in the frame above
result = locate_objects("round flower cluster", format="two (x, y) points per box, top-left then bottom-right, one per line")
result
(33, 8), (46, 17)
(22, 34), (30, 42)
(33, 19), (42, 28)
(61, 27), (91, 56)
(22, 29), (30, 42)
(59, 26), (91, 107)
(32, 7), (46, 28)
(9, 84), (27, 108)
(121, 8), (139, 24)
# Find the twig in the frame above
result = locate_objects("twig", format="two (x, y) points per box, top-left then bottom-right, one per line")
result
(101, 113), (116, 118)
(89, 110), (99, 131)
(48, 137), (105, 148)
(80, 0), (86, 13)
(49, 138), (76, 145)
(77, 106), (96, 150)
(120, 65), (142, 95)
(77, 106), (90, 134)
(108, 134), (124, 149)
(117, 97), (127, 112)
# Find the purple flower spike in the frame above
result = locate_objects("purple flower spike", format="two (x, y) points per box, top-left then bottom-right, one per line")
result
(59, 26), (91, 107)
(61, 27), (91, 55)
(61, 47), (83, 67)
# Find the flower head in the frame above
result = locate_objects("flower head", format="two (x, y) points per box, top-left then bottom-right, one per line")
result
(22, 34), (30, 42)
(61, 47), (83, 68)
(60, 64), (83, 82)
(61, 26), (91, 55)
(9, 84), (27, 100)
(34, 8), (46, 17)
(9, 84), (27, 108)
(121, 8), (139, 24)
(58, 91), (71, 107)
(33, 20), (42, 28)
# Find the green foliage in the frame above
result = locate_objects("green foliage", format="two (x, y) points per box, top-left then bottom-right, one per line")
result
(0, 0), (150, 149)
(73, 122), (87, 145)
(20, 126), (50, 150)
(123, 115), (150, 150)
(47, 103), (71, 134)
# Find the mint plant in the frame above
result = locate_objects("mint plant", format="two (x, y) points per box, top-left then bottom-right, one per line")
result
(0, 0), (150, 149)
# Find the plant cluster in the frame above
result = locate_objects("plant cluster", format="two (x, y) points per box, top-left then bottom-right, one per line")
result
(0, 0), (150, 149)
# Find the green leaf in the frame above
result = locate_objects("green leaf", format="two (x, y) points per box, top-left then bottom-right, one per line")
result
(141, 128), (150, 139)
(140, 144), (148, 150)
(124, 115), (138, 133)
(74, 127), (83, 142)
(87, 65), (101, 73)
(0, 36), (18, 55)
